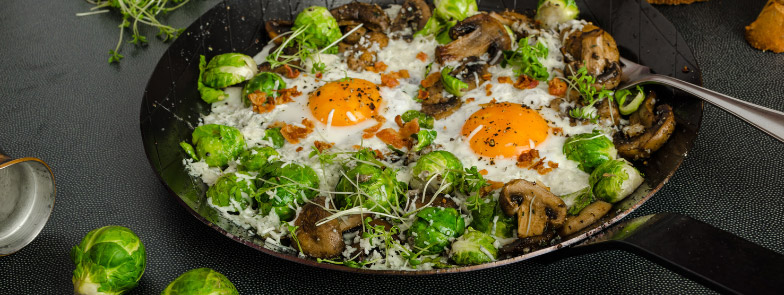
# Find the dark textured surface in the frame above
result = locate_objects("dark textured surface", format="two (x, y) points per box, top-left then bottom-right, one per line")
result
(0, 0), (782, 294)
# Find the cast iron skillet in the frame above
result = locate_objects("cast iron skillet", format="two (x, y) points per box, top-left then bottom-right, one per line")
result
(139, 0), (783, 291)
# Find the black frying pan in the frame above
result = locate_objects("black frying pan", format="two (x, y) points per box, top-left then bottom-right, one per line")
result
(139, 0), (784, 292)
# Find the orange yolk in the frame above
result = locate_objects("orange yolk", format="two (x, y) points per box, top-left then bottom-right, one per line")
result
(461, 102), (549, 158)
(308, 78), (382, 126)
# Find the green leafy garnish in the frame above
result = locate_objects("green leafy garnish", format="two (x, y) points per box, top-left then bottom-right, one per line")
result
(563, 66), (614, 121)
(501, 37), (549, 81)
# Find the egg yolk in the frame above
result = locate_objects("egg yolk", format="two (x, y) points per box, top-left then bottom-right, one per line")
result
(308, 78), (382, 126)
(461, 102), (549, 158)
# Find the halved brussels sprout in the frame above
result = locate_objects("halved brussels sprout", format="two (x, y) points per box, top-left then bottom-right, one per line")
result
(589, 159), (643, 203)
(535, 0), (580, 29)
(71, 226), (146, 295)
(441, 66), (470, 97)
(416, 0), (478, 37)
(256, 162), (319, 221)
(563, 130), (618, 173)
(450, 228), (497, 265)
(412, 151), (464, 194)
(559, 186), (595, 215)
(413, 130), (437, 152)
(198, 53), (258, 103)
(401, 110), (435, 129)
(292, 6), (343, 53)
(408, 207), (466, 254)
(264, 127), (286, 148)
(335, 163), (403, 213)
(186, 124), (245, 168)
(238, 146), (279, 172)
(242, 72), (287, 107)
(162, 268), (238, 295)
(467, 196), (513, 238)
(207, 173), (257, 211)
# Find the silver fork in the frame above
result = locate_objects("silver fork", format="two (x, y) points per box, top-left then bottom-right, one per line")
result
(617, 57), (784, 143)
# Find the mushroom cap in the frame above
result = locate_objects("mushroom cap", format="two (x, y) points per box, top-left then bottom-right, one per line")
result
(294, 197), (362, 259)
(392, 0), (432, 33)
(499, 179), (567, 238)
(562, 24), (622, 90)
(435, 13), (512, 64)
(330, 2), (391, 32)
(615, 92), (677, 160)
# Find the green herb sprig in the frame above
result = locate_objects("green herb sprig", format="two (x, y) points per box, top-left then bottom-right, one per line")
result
(562, 66), (614, 121)
(501, 37), (550, 81)
(77, 0), (190, 63)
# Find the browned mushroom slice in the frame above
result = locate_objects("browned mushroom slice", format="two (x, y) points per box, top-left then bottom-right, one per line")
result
(421, 96), (463, 119)
(499, 230), (556, 254)
(342, 24), (368, 45)
(391, 0), (432, 33)
(558, 201), (613, 236)
(294, 197), (361, 259)
(597, 98), (621, 126)
(499, 179), (567, 238)
(451, 60), (491, 92)
(562, 24), (622, 90)
(435, 13), (512, 64)
(488, 11), (535, 37)
(615, 103), (676, 160)
(265, 20), (293, 45)
(345, 31), (390, 72)
(330, 2), (391, 32)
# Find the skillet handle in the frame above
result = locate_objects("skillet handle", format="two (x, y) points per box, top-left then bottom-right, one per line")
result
(578, 213), (784, 294)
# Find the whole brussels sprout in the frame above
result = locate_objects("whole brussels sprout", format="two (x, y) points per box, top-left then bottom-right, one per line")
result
(563, 130), (618, 173)
(560, 186), (595, 215)
(198, 53), (258, 103)
(412, 151), (464, 194)
(335, 163), (404, 213)
(408, 207), (465, 254)
(238, 146), (279, 172)
(589, 159), (643, 203)
(162, 268), (238, 295)
(207, 173), (257, 211)
(292, 6), (342, 54)
(467, 196), (513, 238)
(242, 72), (287, 107)
(535, 0), (580, 29)
(186, 124), (245, 168)
(71, 226), (146, 295)
(256, 162), (319, 221)
(450, 228), (497, 265)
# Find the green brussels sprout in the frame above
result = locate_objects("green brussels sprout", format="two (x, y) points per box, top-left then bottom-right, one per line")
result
(416, 0), (478, 37)
(256, 162), (319, 221)
(162, 268), (238, 295)
(563, 130), (618, 173)
(292, 6), (342, 54)
(71, 226), (146, 295)
(199, 53), (258, 103)
(450, 228), (497, 265)
(441, 66), (470, 97)
(242, 72), (287, 107)
(207, 173), (257, 211)
(189, 124), (245, 168)
(264, 127), (286, 148)
(535, 0), (580, 29)
(614, 85), (645, 115)
(467, 196), (513, 238)
(589, 159), (643, 203)
(335, 163), (403, 213)
(238, 146), (279, 172)
(197, 55), (228, 103)
(408, 207), (466, 254)
(412, 151), (464, 194)
(401, 110), (435, 129)
(413, 130), (437, 152)
(435, 20), (458, 44)
(559, 186), (595, 215)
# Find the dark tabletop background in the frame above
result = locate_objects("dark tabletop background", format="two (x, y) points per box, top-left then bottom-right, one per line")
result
(1, 0), (783, 294)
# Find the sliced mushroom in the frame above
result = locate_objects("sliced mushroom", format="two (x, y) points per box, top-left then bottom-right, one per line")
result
(499, 230), (557, 255)
(562, 24), (622, 90)
(597, 98), (621, 126)
(615, 93), (676, 160)
(499, 179), (567, 238)
(488, 11), (535, 37)
(391, 0), (432, 34)
(451, 59), (491, 92)
(436, 13), (512, 64)
(330, 2), (390, 32)
(265, 20), (293, 45)
(342, 24), (368, 45)
(294, 197), (362, 259)
(558, 201), (613, 236)
(421, 96), (463, 119)
(345, 31), (390, 71)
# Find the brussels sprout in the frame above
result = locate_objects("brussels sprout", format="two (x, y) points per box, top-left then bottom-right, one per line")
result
(71, 226), (146, 295)
(467, 196), (513, 238)
(441, 66), (470, 97)
(238, 146), (279, 172)
(208, 173), (257, 211)
(614, 85), (645, 115)
(401, 110), (435, 129)
(413, 130), (437, 152)
(335, 163), (403, 212)
(412, 151), (464, 194)
(256, 162), (319, 221)
(189, 124), (245, 168)
(559, 186), (595, 215)
(450, 228), (497, 265)
(197, 55), (228, 103)
(162, 268), (238, 295)
(408, 207), (466, 254)
(292, 6), (342, 54)
(198, 53), (257, 103)
(242, 72), (287, 107)
(535, 0), (580, 29)
(563, 130), (618, 173)
(264, 127), (286, 148)
(416, 0), (478, 37)
(589, 159), (643, 203)
(435, 20), (458, 44)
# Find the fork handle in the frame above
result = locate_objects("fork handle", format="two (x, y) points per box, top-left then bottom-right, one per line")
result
(643, 74), (784, 142)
